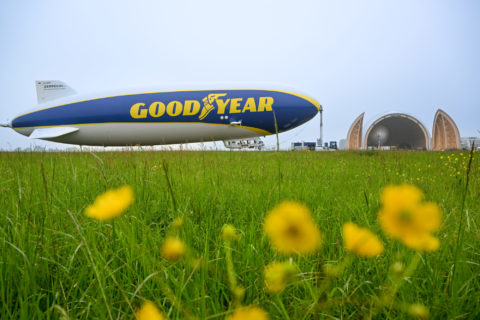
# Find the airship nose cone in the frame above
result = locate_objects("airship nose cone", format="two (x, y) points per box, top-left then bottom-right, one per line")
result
(273, 94), (320, 133)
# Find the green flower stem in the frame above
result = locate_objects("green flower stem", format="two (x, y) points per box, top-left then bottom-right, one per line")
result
(336, 254), (354, 275)
(275, 294), (290, 320)
(67, 210), (113, 320)
(224, 240), (243, 306)
(305, 254), (355, 319)
(154, 272), (198, 320)
(367, 253), (421, 319)
(317, 255), (353, 298)
(451, 143), (475, 302)
(314, 297), (367, 312)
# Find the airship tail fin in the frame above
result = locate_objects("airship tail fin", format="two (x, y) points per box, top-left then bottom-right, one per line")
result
(36, 80), (77, 104)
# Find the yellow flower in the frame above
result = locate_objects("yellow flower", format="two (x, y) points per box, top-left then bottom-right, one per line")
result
(172, 217), (184, 229)
(221, 224), (241, 241)
(378, 184), (442, 252)
(161, 237), (186, 262)
(391, 261), (405, 275)
(136, 300), (164, 320)
(342, 223), (384, 257)
(225, 306), (268, 320)
(407, 303), (429, 318)
(264, 261), (297, 293)
(85, 185), (134, 221)
(263, 201), (321, 255)
(403, 232), (439, 252)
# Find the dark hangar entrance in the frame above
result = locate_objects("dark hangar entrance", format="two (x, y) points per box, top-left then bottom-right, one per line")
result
(364, 114), (429, 150)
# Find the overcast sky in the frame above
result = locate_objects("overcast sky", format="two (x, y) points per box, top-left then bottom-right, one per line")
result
(0, 0), (479, 150)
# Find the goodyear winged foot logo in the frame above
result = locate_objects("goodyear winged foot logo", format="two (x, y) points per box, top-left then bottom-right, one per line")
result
(199, 93), (227, 120)
(130, 93), (274, 120)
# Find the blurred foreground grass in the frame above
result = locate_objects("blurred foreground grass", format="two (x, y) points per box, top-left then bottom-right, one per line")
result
(0, 150), (479, 319)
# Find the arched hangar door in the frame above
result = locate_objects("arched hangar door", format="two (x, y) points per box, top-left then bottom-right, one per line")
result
(364, 113), (429, 150)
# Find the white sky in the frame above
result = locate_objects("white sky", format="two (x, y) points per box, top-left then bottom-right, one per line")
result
(1, 0), (479, 150)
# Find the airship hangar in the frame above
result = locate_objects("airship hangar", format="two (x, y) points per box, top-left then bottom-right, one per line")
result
(346, 109), (460, 150)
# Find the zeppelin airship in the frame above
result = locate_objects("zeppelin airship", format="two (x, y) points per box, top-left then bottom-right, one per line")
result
(3, 81), (321, 146)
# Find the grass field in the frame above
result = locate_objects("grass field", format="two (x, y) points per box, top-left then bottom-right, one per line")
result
(1, 150), (479, 319)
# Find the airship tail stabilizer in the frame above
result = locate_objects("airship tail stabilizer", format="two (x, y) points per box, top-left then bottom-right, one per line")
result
(36, 80), (77, 104)
(29, 127), (79, 139)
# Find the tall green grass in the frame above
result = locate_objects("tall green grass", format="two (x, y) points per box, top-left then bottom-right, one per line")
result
(0, 150), (478, 319)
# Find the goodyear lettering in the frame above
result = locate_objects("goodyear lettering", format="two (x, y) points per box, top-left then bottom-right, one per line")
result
(216, 98), (230, 115)
(129, 94), (275, 120)
(183, 100), (200, 116)
(229, 98), (242, 113)
(166, 101), (182, 116)
(130, 103), (148, 119)
(149, 102), (165, 118)
(258, 97), (274, 112)
(242, 97), (256, 112)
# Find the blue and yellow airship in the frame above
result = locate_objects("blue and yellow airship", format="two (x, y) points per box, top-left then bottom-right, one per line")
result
(5, 81), (321, 146)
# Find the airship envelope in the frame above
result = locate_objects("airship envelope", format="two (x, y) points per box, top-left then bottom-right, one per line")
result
(8, 81), (321, 146)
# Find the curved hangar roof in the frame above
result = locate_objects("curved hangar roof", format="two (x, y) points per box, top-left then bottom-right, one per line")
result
(346, 109), (460, 150)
